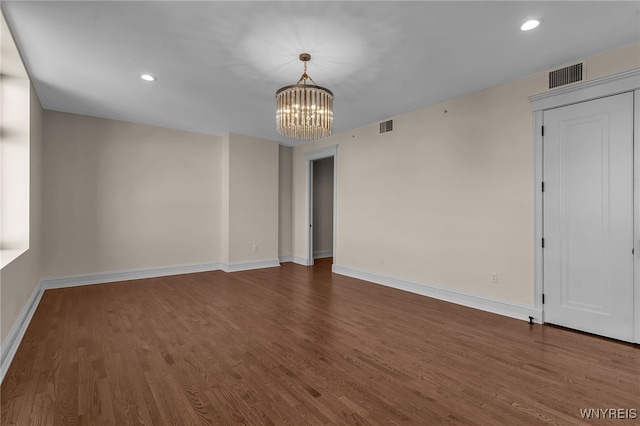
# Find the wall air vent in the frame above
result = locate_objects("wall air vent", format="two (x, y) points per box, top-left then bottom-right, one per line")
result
(379, 119), (393, 134)
(549, 62), (584, 89)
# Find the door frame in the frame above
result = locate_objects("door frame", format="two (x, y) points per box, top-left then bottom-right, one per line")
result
(529, 68), (640, 342)
(304, 145), (338, 266)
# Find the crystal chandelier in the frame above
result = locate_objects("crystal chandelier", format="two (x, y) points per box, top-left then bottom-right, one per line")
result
(276, 53), (333, 140)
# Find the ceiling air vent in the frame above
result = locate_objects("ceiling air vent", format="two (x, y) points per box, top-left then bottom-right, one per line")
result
(549, 62), (584, 89)
(379, 119), (393, 134)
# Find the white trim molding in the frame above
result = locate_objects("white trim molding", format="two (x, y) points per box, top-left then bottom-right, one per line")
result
(221, 259), (280, 273)
(313, 250), (333, 259)
(532, 110), (545, 323)
(304, 144), (338, 161)
(634, 89), (640, 344)
(280, 255), (308, 266)
(292, 256), (309, 266)
(529, 68), (640, 112)
(0, 280), (45, 384)
(333, 265), (541, 323)
(41, 262), (222, 289)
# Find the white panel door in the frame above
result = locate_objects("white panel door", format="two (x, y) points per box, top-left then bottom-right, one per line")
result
(543, 92), (634, 342)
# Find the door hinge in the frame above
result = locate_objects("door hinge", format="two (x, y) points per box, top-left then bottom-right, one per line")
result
(541, 126), (545, 137)
(541, 182), (545, 192)
(633, 248), (635, 255)
(542, 238), (545, 248)
(542, 294), (545, 304)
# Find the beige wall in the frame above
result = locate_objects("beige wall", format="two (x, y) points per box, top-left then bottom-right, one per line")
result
(42, 112), (222, 277)
(585, 42), (640, 80)
(40, 116), (281, 276)
(1, 86), (43, 344)
(313, 157), (333, 255)
(292, 41), (640, 306)
(222, 133), (279, 264)
(278, 146), (293, 258)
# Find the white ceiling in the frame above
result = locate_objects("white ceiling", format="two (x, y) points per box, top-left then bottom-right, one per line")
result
(3, 1), (639, 146)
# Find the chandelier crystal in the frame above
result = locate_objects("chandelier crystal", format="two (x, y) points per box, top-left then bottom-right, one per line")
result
(276, 53), (333, 140)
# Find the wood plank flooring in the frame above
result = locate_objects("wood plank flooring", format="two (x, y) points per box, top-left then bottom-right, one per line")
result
(2, 258), (638, 425)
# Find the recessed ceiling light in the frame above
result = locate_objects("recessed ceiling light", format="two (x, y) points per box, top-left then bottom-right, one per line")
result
(521, 19), (542, 31)
(140, 74), (156, 82)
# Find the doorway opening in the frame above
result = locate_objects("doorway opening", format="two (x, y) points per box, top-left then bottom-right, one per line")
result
(312, 157), (334, 261)
(304, 145), (338, 267)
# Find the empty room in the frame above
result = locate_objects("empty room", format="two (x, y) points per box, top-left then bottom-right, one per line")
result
(1, 1), (639, 425)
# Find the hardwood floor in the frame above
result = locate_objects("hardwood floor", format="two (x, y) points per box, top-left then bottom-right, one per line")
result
(2, 258), (638, 425)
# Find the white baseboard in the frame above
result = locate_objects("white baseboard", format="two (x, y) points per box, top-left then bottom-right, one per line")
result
(221, 259), (280, 273)
(313, 250), (333, 259)
(286, 256), (308, 266)
(279, 254), (323, 264)
(0, 280), (45, 384)
(333, 265), (541, 323)
(42, 262), (222, 289)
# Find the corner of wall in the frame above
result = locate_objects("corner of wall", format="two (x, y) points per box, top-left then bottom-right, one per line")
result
(279, 145), (293, 258)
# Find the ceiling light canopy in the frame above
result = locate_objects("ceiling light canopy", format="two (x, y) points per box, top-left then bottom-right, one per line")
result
(276, 53), (333, 140)
(140, 74), (157, 81)
(521, 19), (542, 31)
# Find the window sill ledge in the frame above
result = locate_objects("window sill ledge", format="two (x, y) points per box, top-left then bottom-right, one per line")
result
(1, 248), (28, 270)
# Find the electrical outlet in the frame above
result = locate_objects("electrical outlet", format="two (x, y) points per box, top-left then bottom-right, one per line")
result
(491, 272), (498, 283)
(252, 245), (258, 252)
(379, 255), (384, 264)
